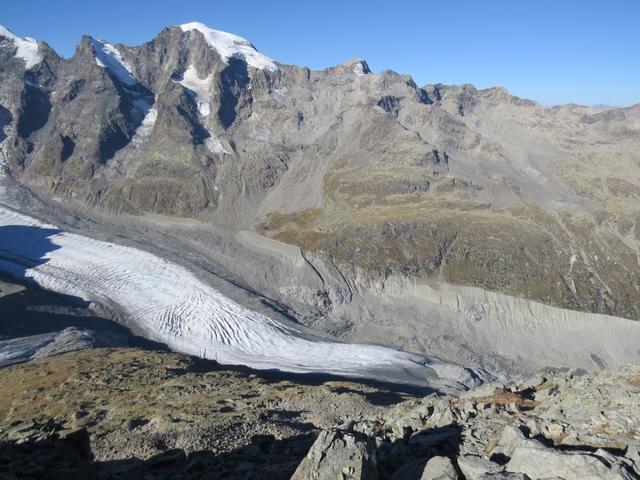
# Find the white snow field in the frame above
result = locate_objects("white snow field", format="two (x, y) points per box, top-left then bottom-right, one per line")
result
(0, 206), (482, 390)
(89, 39), (137, 86)
(180, 22), (278, 71)
(0, 25), (42, 69)
(175, 65), (213, 117)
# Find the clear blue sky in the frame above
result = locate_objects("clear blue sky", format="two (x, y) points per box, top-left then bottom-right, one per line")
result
(2, 0), (639, 106)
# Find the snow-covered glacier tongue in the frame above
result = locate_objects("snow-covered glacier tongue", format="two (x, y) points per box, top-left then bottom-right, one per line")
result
(0, 206), (484, 392)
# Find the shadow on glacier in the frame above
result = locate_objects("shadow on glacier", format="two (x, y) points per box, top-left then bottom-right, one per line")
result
(178, 355), (439, 397)
(0, 272), (128, 342)
(0, 224), (63, 278)
(0, 225), (167, 351)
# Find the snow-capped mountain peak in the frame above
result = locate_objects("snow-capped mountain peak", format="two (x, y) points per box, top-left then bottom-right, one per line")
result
(179, 22), (278, 72)
(89, 38), (137, 86)
(0, 25), (42, 69)
(347, 58), (371, 76)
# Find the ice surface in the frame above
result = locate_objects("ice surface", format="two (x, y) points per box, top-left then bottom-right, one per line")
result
(180, 22), (277, 72)
(0, 25), (42, 69)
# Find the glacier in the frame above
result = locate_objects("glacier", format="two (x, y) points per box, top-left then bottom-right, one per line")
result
(174, 64), (213, 117)
(0, 205), (482, 390)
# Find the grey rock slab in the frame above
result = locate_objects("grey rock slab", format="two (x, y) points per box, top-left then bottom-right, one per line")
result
(477, 474), (533, 480)
(291, 430), (378, 480)
(390, 455), (459, 480)
(457, 455), (503, 480)
(422, 456), (458, 480)
(506, 446), (637, 480)
(490, 425), (530, 459)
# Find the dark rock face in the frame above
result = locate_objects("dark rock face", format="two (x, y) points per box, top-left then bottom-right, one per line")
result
(1, 27), (221, 214)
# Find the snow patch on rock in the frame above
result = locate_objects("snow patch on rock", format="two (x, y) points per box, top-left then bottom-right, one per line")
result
(89, 39), (136, 86)
(205, 133), (227, 154)
(171, 66), (227, 153)
(347, 59), (370, 76)
(0, 114), (14, 172)
(0, 25), (42, 69)
(131, 107), (157, 147)
(174, 65), (212, 117)
(0, 140), (9, 172)
(179, 22), (277, 72)
(353, 63), (367, 76)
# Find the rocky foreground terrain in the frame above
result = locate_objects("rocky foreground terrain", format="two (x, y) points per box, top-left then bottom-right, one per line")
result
(1, 347), (639, 479)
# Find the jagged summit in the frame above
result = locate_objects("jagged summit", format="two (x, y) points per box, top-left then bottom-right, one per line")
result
(178, 22), (278, 71)
(343, 58), (371, 76)
(0, 25), (41, 69)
